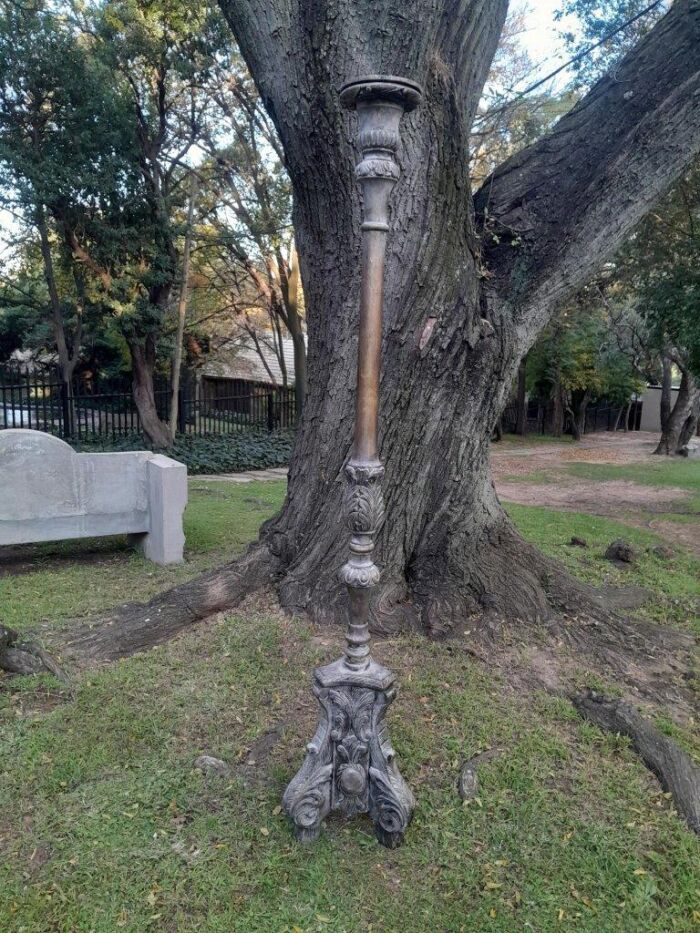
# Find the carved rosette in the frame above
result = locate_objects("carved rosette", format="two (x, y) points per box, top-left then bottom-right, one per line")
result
(282, 678), (415, 845)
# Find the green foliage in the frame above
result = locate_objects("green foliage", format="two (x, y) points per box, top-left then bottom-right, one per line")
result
(557, 0), (669, 87)
(74, 429), (294, 474)
(620, 166), (700, 379)
(0, 0), (235, 386)
(527, 293), (642, 411)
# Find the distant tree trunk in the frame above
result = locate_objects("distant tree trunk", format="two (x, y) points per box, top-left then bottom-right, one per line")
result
(169, 175), (198, 441)
(568, 389), (591, 442)
(660, 354), (673, 432)
(655, 369), (699, 455)
(549, 376), (565, 438)
(286, 247), (307, 418)
(612, 405), (624, 432)
(677, 392), (700, 449)
(515, 357), (527, 436)
(130, 338), (172, 449)
(36, 209), (81, 434)
(623, 400), (633, 433)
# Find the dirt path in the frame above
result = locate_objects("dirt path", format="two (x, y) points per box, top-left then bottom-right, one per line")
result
(491, 432), (699, 555)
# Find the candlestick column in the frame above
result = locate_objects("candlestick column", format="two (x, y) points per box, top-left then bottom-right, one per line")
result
(282, 76), (421, 848)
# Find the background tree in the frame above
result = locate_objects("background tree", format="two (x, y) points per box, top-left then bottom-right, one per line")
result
(0, 2), (126, 415)
(557, 0), (670, 85)
(198, 55), (306, 414)
(528, 288), (643, 439)
(68, 0), (231, 446)
(621, 166), (700, 453)
(0, 0), (235, 446)
(0, 0), (305, 441)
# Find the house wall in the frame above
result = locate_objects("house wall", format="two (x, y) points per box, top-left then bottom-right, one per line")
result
(639, 386), (680, 433)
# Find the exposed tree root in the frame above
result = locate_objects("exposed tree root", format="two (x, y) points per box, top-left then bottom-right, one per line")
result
(61, 545), (280, 665)
(0, 624), (69, 682)
(574, 691), (700, 836)
(4, 527), (695, 725)
(6, 540), (700, 841)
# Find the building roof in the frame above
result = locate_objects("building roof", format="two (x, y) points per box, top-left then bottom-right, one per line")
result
(202, 334), (301, 386)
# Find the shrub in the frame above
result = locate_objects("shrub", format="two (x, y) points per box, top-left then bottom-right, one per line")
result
(73, 429), (294, 475)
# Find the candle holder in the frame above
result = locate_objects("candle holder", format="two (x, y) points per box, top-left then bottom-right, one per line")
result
(282, 75), (422, 848)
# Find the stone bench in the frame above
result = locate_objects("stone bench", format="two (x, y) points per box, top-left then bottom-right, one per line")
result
(0, 429), (187, 565)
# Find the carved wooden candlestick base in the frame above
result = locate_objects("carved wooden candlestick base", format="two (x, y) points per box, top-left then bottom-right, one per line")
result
(283, 76), (421, 848)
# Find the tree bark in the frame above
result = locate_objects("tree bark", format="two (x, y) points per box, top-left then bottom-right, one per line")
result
(568, 389), (591, 442)
(169, 174), (198, 441)
(209, 0), (700, 631)
(515, 357), (527, 436)
(655, 368), (700, 455)
(660, 354), (673, 432)
(574, 692), (700, 835)
(130, 338), (172, 449)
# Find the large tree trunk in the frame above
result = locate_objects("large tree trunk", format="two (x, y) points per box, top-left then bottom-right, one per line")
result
(213, 0), (700, 633)
(129, 338), (172, 449)
(655, 368), (699, 455)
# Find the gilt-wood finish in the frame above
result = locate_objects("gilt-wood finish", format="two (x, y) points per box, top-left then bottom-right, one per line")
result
(282, 78), (420, 846)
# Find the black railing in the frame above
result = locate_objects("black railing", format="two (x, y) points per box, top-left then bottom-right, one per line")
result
(0, 365), (297, 440)
(501, 397), (643, 437)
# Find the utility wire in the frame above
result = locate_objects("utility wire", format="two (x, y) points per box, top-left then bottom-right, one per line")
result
(474, 0), (667, 125)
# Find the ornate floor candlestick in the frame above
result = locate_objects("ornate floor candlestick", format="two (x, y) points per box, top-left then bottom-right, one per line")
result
(283, 75), (421, 848)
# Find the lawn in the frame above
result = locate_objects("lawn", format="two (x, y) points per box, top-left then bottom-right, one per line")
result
(563, 459), (700, 515)
(1, 475), (699, 932)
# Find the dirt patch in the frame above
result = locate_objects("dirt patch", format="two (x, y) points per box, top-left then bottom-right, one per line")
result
(496, 478), (689, 514)
(0, 542), (130, 578)
(646, 520), (700, 558)
(492, 432), (700, 555)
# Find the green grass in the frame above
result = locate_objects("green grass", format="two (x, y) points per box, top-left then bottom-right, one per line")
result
(564, 460), (700, 514)
(496, 433), (575, 447)
(2, 614), (699, 932)
(498, 469), (551, 484)
(1, 478), (699, 931)
(505, 504), (699, 630)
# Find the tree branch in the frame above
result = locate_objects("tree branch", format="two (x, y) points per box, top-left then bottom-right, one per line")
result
(476, 0), (700, 334)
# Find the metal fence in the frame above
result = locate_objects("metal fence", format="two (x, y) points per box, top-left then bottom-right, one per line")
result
(0, 365), (297, 440)
(501, 397), (643, 436)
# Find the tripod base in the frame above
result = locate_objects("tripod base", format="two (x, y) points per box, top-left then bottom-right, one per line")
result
(283, 657), (415, 847)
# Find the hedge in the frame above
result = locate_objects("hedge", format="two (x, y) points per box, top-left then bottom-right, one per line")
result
(73, 429), (294, 475)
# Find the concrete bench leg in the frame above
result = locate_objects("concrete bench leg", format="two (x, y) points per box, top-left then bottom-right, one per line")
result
(141, 455), (188, 565)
